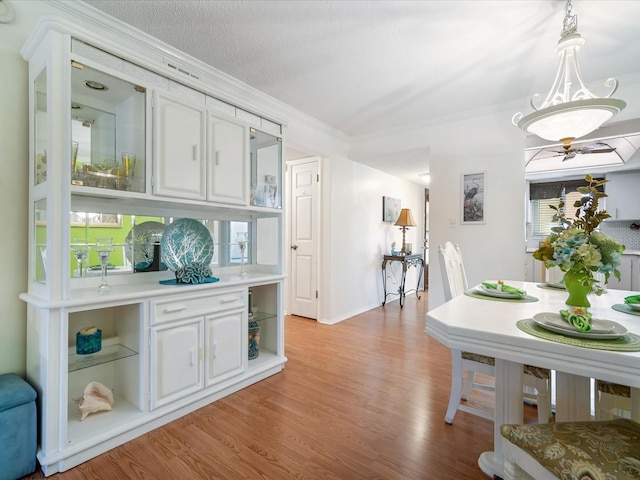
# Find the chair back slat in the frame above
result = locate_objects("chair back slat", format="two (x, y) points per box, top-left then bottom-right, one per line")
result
(439, 242), (468, 301)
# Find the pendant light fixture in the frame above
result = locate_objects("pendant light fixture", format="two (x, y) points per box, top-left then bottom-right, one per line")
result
(512, 0), (626, 151)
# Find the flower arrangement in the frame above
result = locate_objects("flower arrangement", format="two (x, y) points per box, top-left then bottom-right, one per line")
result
(533, 174), (625, 297)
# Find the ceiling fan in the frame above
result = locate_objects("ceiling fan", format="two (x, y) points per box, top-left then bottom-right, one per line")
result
(538, 142), (618, 162)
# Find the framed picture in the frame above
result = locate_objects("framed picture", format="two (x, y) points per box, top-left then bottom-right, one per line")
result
(461, 172), (486, 224)
(382, 196), (401, 222)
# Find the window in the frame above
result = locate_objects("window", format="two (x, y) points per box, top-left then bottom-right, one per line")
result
(529, 179), (603, 239)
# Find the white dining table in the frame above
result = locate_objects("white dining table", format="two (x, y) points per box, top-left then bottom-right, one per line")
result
(425, 280), (640, 478)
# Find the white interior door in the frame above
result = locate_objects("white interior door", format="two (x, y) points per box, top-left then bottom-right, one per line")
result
(289, 160), (319, 319)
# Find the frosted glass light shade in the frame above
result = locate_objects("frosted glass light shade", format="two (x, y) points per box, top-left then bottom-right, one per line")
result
(517, 98), (626, 144)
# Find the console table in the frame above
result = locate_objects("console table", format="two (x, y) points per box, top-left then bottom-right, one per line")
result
(381, 254), (424, 307)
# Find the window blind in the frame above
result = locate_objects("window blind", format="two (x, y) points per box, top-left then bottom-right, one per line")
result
(530, 178), (604, 200)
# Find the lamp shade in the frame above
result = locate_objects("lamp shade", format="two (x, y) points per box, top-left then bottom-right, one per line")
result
(394, 208), (417, 227)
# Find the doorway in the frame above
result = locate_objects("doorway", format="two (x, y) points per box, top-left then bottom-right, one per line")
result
(423, 187), (429, 289)
(287, 157), (320, 320)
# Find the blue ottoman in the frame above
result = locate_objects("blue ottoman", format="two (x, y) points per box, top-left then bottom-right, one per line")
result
(0, 374), (37, 480)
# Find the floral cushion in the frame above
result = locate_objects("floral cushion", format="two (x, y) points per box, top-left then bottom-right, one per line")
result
(597, 381), (631, 397)
(461, 352), (550, 379)
(523, 364), (551, 380)
(462, 351), (495, 365)
(501, 419), (640, 480)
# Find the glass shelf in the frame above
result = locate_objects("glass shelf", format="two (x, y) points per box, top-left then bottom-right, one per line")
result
(69, 344), (138, 372)
(249, 311), (276, 323)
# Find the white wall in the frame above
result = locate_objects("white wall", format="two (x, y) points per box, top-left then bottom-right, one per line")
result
(320, 157), (424, 324)
(351, 104), (529, 310)
(0, 1), (64, 376)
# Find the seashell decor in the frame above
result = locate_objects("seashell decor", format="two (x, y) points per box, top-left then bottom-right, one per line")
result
(76, 381), (114, 420)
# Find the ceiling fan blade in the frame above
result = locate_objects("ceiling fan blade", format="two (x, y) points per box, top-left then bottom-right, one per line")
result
(575, 142), (616, 154)
(534, 152), (565, 160)
(561, 152), (577, 161)
(579, 147), (616, 154)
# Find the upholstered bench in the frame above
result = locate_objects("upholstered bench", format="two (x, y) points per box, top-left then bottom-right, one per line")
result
(0, 373), (37, 480)
(500, 418), (640, 480)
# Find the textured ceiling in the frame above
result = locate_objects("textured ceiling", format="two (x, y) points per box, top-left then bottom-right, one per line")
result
(80, 0), (640, 182)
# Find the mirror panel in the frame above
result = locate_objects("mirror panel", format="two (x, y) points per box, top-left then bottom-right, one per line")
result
(34, 70), (47, 185)
(250, 128), (282, 208)
(70, 63), (146, 192)
(68, 213), (251, 278)
(34, 199), (47, 283)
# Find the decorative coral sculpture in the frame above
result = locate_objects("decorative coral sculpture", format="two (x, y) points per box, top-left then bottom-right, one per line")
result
(175, 261), (212, 284)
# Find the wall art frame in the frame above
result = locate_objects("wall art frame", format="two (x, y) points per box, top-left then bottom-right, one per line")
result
(461, 172), (486, 224)
(382, 196), (401, 222)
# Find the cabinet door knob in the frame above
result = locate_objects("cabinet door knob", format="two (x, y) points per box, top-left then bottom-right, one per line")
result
(291, 245), (298, 250)
(192, 144), (198, 161)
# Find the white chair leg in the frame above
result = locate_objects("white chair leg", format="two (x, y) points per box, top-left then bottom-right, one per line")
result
(445, 349), (464, 424)
(596, 391), (619, 420)
(595, 383), (638, 420)
(461, 371), (474, 401)
(533, 377), (552, 423)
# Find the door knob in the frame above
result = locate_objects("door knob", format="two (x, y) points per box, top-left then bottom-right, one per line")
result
(291, 245), (298, 250)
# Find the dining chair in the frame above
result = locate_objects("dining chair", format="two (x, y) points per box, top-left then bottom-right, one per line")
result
(438, 242), (552, 424)
(501, 419), (640, 480)
(595, 380), (639, 421)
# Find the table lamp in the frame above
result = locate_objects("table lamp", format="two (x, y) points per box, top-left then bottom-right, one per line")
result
(394, 208), (417, 254)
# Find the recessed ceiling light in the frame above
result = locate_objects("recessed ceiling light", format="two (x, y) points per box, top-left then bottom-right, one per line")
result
(84, 80), (108, 91)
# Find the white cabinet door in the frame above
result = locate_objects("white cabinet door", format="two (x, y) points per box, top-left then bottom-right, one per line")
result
(605, 172), (640, 220)
(151, 318), (203, 409)
(153, 91), (206, 200)
(206, 310), (244, 386)
(206, 113), (248, 205)
(605, 255), (633, 291)
(631, 256), (640, 291)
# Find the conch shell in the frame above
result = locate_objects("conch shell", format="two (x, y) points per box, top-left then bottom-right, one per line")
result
(76, 381), (114, 420)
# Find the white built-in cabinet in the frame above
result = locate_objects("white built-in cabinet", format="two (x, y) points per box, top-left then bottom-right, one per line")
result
(150, 288), (245, 409)
(605, 172), (640, 220)
(206, 112), (248, 205)
(152, 318), (203, 408)
(153, 92), (207, 200)
(153, 92), (248, 205)
(20, 16), (286, 476)
(605, 254), (639, 291)
(206, 311), (244, 385)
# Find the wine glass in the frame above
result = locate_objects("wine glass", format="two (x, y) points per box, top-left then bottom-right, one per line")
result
(94, 237), (115, 291)
(236, 232), (248, 277)
(71, 238), (88, 277)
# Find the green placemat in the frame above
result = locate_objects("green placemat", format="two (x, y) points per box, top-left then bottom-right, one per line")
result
(465, 290), (539, 303)
(517, 319), (640, 351)
(536, 283), (566, 291)
(612, 304), (640, 317)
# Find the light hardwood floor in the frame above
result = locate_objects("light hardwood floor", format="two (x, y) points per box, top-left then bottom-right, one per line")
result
(24, 292), (514, 480)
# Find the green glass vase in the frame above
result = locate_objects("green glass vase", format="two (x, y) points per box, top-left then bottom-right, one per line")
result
(563, 268), (592, 308)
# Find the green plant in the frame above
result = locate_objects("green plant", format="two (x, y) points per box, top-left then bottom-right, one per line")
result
(533, 175), (625, 294)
